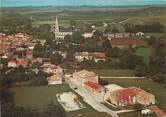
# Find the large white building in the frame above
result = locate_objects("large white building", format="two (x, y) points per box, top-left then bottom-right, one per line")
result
(72, 69), (99, 86)
(54, 16), (73, 40)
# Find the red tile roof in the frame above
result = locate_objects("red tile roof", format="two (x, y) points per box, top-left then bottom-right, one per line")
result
(115, 87), (138, 98)
(94, 52), (106, 58)
(0, 45), (8, 49)
(84, 81), (104, 91)
(111, 39), (145, 47)
(8, 60), (17, 64)
(17, 59), (28, 66)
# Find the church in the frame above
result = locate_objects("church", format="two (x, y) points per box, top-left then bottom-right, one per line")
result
(54, 16), (73, 40)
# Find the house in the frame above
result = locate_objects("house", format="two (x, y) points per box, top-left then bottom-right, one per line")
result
(47, 74), (62, 85)
(84, 81), (105, 93)
(26, 50), (33, 59)
(105, 84), (124, 93)
(8, 60), (17, 68)
(105, 33), (134, 40)
(136, 32), (144, 36)
(17, 59), (28, 67)
(0, 45), (9, 53)
(41, 62), (57, 74)
(84, 81), (105, 101)
(74, 52), (106, 62)
(111, 39), (145, 48)
(74, 52), (89, 62)
(92, 52), (106, 62)
(82, 32), (93, 38)
(72, 69), (99, 86)
(135, 88), (155, 106)
(107, 87), (155, 107)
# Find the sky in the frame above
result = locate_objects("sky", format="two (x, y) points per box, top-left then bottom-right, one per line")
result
(1, 0), (166, 7)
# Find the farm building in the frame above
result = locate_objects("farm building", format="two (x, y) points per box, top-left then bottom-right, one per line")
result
(74, 52), (106, 62)
(111, 39), (145, 48)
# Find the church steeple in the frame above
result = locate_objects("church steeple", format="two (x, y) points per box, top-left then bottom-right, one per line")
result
(55, 16), (59, 32)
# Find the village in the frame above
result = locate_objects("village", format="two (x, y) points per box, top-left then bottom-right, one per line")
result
(1, 7), (166, 116)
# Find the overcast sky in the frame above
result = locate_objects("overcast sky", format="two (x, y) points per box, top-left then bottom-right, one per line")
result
(1, 0), (166, 7)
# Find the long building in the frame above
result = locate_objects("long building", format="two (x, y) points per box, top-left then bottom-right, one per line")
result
(72, 69), (99, 86)
(106, 87), (155, 107)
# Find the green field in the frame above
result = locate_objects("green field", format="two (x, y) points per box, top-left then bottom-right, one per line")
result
(121, 16), (166, 25)
(135, 47), (151, 62)
(12, 84), (112, 117)
(12, 84), (71, 110)
(116, 23), (125, 32)
(102, 78), (166, 110)
(145, 33), (166, 38)
(91, 69), (135, 77)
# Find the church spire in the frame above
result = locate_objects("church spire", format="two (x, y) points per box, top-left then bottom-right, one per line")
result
(55, 16), (59, 32)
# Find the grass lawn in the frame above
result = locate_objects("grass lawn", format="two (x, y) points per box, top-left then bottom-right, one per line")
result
(12, 84), (112, 117)
(116, 23), (125, 32)
(135, 47), (151, 63)
(102, 78), (166, 110)
(12, 84), (72, 110)
(90, 69), (135, 77)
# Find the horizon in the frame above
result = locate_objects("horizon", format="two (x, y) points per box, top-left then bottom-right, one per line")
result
(1, 0), (166, 7)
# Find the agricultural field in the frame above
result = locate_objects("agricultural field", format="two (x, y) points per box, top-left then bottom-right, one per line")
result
(91, 69), (135, 77)
(102, 78), (166, 110)
(12, 84), (112, 117)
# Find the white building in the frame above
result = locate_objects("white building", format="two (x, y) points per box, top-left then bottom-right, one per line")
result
(136, 32), (144, 36)
(8, 60), (17, 68)
(82, 32), (94, 38)
(54, 16), (72, 40)
(47, 74), (62, 85)
(72, 69), (99, 86)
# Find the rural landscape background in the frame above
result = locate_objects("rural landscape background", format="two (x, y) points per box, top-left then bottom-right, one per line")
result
(0, 0), (166, 117)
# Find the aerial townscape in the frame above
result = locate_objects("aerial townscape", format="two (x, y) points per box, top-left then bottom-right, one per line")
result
(0, 1), (166, 117)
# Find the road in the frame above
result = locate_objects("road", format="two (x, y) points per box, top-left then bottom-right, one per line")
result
(67, 78), (119, 117)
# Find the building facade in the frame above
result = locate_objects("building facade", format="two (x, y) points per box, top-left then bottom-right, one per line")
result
(54, 16), (72, 40)
(72, 69), (99, 86)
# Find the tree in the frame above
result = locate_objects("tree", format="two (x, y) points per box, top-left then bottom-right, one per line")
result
(109, 47), (122, 58)
(33, 43), (45, 57)
(119, 51), (145, 69)
(148, 36), (156, 47)
(0, 88), (14, 103)
(148, 38), (166, 83)
(50, 53), (63, 65)
(71, 31), (85, 44)
(102, 38), (112, 51)
(135, 65), (147, 77)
